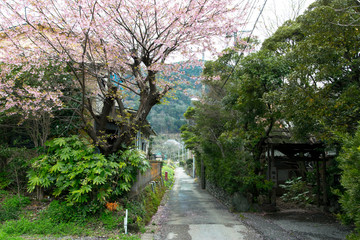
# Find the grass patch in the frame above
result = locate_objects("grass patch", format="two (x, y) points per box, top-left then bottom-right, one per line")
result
(1, 217), (88, 236)
(0, 229), (23, 240)
(162, 165), (175, 188)
(108, 235), (141, 240)
(0, 193), (30, 222)
(0, 165), (175, 239)
(124, 178), (167, 229)
(0, 194), (119, 239)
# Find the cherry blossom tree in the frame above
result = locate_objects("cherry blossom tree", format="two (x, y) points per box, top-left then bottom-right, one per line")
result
(0, 0), (247, 155)
(0, 61), (70, 147)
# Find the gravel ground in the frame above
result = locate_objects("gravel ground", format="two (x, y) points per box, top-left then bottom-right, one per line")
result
(240, 209), (353, 240)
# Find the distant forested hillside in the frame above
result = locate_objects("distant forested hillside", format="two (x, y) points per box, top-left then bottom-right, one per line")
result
(147, 65), (202, 134)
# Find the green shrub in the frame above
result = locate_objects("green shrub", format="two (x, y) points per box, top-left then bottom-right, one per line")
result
(0, 172), (11, 190)
(201, 141), (273, 198)
(336, 125), (360, 234)
(346, 232), (360, 240)
(122, 180), (167, 231)
(40, 200), (92, 224)
(0, 146), (36, 193)
(185, 158), (193, 167)
(143, 187), (161, 224)
(279, 177), (315, 205)
(27, 135), (150, 206)
(0, 194), (30, 222)
(0, 175), (168, 239)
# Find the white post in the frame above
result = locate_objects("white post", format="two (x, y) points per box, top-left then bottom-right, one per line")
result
(124, 209), (128, 234)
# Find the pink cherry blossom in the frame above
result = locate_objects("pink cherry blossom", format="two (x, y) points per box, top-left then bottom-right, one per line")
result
(0, 0), (248, 154)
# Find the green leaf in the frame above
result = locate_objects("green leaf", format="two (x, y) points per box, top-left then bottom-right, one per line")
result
(119, 182), (131, 191)
(28, 176), (41, 186)
(49, 161), (64, 173)
(93, 176), (105, 185)
(53, 138), (67, 147)
(81, 184), (92, 193)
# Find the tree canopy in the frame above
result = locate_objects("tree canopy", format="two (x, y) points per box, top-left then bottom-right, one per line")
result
(181, 1), (360, 220)
(0, 0), (247, 154)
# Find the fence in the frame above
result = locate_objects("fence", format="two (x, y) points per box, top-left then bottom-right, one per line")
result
(129, 160), (163, 196)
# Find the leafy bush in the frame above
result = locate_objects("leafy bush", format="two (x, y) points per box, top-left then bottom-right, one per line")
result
(27, 135), (150, 205)
(0, 194), (30, 222)
(185, 158), (193, 167)
(0, 146), (36, 193)
(336, 125), (360, 235)
(0, 172), (11, 190)
(279, 177), (315, 205)
(0, 170), (169, 239)
(40, 200), (94, 224)
(200, 138), (273, 198)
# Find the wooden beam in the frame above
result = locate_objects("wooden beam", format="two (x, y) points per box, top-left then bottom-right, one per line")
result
(316, 160), (321, 207)
(322, 158), (328, 206)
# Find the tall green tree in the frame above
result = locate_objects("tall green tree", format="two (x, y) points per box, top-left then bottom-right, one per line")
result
(262, 0), (360, 141)
(182, 48), (277, 197)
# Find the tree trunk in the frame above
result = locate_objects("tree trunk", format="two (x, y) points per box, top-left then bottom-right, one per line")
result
(36, 186), (44, 200)
(81, 68), (168, 156)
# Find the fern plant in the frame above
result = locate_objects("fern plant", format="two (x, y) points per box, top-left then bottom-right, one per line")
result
(279, 177), (315, 205)
(27, 135), (149, 205)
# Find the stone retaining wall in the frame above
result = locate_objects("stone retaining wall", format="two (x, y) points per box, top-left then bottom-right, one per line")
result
(205, 181), (233, 209)
(206, 181), (252, 212)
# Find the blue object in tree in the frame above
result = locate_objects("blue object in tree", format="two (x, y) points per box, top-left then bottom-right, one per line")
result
(110, 72), (123, 90)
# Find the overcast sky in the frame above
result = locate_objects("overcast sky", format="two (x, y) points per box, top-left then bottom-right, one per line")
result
(168, 0), (316, 62)
(251, 0), (315, 41)
(202, 0), (316, 59)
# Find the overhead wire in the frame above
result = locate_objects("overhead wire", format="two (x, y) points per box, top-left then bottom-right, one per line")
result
(220, 0), (269, 89)
(240, 0), (260, 36)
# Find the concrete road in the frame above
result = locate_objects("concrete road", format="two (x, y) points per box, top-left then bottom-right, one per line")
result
(143, 167), (352, 240)
(152, 168), (259, 240)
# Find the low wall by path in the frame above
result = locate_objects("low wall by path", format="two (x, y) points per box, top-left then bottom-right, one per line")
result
(129, 160), (162, 196)
(206, 181), (232, 209)
(206, 181), (252, 212)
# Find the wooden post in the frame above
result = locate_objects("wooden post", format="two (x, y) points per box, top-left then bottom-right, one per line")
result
(322, 159), (328, 206)
(270, 146), (276, 206)
(266, 146), (272, 204)
(267, 146), (271, 181)
(316, 160), (321, 206)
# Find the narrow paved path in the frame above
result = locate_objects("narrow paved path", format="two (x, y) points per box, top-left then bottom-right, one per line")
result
(143, 167), (352, 240)
(152, 168), (259, 240)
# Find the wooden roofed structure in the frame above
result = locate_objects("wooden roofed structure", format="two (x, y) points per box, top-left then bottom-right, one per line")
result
(264, 129), (330, 206)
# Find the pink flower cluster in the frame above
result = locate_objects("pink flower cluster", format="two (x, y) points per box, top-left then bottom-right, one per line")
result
(0, 0), (247, 112)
